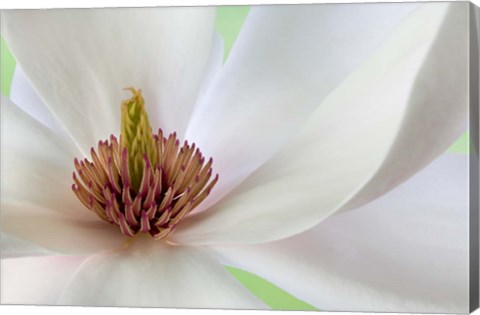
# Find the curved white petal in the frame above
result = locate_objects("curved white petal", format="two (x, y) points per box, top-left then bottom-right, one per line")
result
(1, 97), (124, 254)
(2, 7), (217, 154)
(3, 203), (125, 255)
(196, 33), (224, 102)
(1, 95), (82, 216)
(211, 154), (469, 313)
(10, 66), (62, 132)
(58, 239), (267, 309)
(185, 2), (420, 211)
(1, 255), (88, 305)
(174, 2), (468, 245)
(1, 232), (53, 258)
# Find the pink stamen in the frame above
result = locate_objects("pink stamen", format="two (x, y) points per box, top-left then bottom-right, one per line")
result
(71, 130), (218, 240)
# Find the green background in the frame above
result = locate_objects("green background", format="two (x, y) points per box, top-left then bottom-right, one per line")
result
(0, 6), (468, 311)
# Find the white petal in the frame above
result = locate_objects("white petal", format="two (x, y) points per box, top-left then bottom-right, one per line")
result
(1, 255), (87, 305)
(58, 239), (267, 309)
(211, 154), (469, 313)
(174, 2), (468, 244)
(1, 97), (124, 254)
(1, 232), (53, 258)
(3, 203), (125, 255)
(2, 7), (216, 154)
(195, 33), (224, 103)
(10, 65), (63, 132)
(185, 2), (420, 211)
(1, 95), (81, 216)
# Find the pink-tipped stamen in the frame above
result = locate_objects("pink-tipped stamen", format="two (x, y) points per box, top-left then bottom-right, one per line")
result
(71, 132), (218, 240)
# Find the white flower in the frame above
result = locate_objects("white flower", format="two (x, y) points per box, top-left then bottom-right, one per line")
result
(0, 2), (471, 313)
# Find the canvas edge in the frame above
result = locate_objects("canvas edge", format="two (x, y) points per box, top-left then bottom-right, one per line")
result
(469, 1), (480, 313)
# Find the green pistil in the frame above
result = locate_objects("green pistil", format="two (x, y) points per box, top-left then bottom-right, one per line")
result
(120, 88), (157, 192)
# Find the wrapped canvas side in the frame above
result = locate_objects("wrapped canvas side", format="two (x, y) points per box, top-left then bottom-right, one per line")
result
(471, 1), (480, 313)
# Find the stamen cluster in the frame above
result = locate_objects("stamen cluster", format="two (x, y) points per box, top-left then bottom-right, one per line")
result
(72, 131), (218, 240)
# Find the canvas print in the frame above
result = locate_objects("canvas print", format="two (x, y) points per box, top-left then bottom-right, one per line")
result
(0, 1), (479, 313)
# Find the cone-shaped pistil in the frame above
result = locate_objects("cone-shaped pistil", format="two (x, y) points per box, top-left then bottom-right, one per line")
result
(121, 88), (157, 192)
(71, 88), (218, 240)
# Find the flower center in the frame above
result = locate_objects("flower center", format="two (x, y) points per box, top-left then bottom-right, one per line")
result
(71, 88), (218, 240)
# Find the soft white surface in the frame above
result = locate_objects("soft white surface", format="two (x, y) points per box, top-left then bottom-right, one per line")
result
(2, 7), (217, 155)
(185, 2), (420, 211)
(1, 97), (124, 254)
(57, 240), (266, 309)
(9, 66), (62, 132)
(1, 255), (88, 305)
(0, 2), (472, 312)
(3, 203), (126, 255)
(173, 2), (468, 245)
(0, 232), (53, 258)
(1, 96), (81, 216)
(212, 154), (469, 313)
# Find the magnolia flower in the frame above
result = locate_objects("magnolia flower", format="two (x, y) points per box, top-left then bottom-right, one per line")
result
(0, 2), (473, 313)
